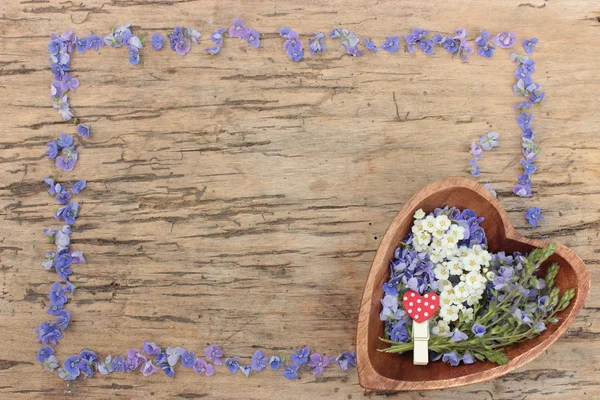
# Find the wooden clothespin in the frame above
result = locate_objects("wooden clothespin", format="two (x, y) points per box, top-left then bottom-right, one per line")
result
(401, 291), (440, 365)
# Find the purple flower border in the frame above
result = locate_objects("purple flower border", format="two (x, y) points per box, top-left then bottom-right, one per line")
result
(39, 21), (544, 382)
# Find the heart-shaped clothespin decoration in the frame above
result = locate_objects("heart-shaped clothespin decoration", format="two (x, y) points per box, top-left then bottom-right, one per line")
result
(402, 290), (440, 323)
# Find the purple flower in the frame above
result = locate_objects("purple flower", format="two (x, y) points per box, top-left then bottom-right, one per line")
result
(166, 346), (185, 366)
(493, 266), (514, 289)
(37, 346), (55, 363)
(35, 322), (63, 345)
(60, 73), (79, 92)
(309, 32), (326, 54)
(193, 357), (215, 376)
(462, 352), (476, 364)
(520, 158), (536, 175)
(478, 43), (495, 58)
(204, 344), (223, 365)
(77, 124), (90, 138)
(56, 310), (71, 329)
(141, 360), (159, 376)
(523, 37), (538, 54)
(224, 357), (240, 374)
(516, 112), (533, 130)
(113, 356), (126, 372)
(129, 47), (141, 65)
(467, 159), (480, 177)
(362, 37), (377, 52)
(290, 347), (310, 365)
(382, 277), (399, 295)
(390, 323), (409, 342)
(75, 36), (89, 53)
(513, 183), (532, 198)
(57, 133), (73, 147)
(205, 45), (221, 55)
(282, 363), (299, 380)
(382, 36), (400, 53)
(269, 355), (283, 370)
(139, 342), (160, 356)
(405, 28), (429, 53)
(525, 207), (543, 227)
(442, 352), (460, 366)
(480, 132), (499, 151)
(475, 30), (490, 47)
(63, 355), (81, 378)
(211, 28), (226, 44)
(56, 146), (78, 172)
(229, 18), (248, 39)
(45, 141), (59, 159)
(283, 31), (304, 62)
(49, 281), (67, 307)
(470, 140), (483, 159)
(534, 321), (546, 333)
(471, 323), (486, 337)
(239, 365), (251, 377)
(458, 42), (474, 61)
(54, 184), (71, 205)
(251, 350), (268, 371)
(244, 29), (260, 48)
(160, 361), (175, 377)
(68, 180), (86, 194)
(55, 202), (80, 225)
(87, 34), (103, 51)
(308, 353), (330, 375)
(169, 26), (192, 56)
(451, 329), (468, 342)
(335, 351), (356, 371)
(492, 31), (517, 48)
(329, 27), (340, 39)
(180, 349), (195, 368)
(420, 39), (435, 55)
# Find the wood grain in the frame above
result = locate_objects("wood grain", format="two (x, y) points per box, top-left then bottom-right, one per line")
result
(0, 0), (599, 399)
(357, 177), (591, 391)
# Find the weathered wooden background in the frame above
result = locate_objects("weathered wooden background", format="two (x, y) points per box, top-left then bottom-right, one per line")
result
(0, 0), (599, 398)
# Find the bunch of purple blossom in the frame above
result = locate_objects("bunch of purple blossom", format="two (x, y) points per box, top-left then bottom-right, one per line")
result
(467, 132), (499, 178)
(330, 27), (363, 56)
(44, 133), (79, 171)
(279, 27), (304, 62)
(103, 24), (144, 65)
(432, 28), (474, 61)
(169, 26), (201, 56)
(228, 19), (261, 49)
(48, 31), (77, 120)
(474, 30), (495, 58)
(206, 28), (226, 55)
(405, 29), (434, 55)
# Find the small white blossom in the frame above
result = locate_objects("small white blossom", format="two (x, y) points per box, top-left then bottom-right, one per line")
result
(414, 209), (425, 219)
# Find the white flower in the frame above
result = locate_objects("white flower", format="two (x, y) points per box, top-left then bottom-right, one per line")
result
(432, 228), (447, 239)
(462, 253), (480, 272)
(462, 307), (474, 322)
(432, 320), (451, 337)
(447, 258), (463, 275)
(439, 306), (454, 322)
(486, 271), (496, 281)
(466, 293), (482, 306)
(448, 224), (465, 240)
(454, 282), (469, 300)
(411, 221), (425, 234)
(465, 270), (484, 290)
(434, 264), (450, 280)
(458, 246), (469, 258)
(435, 215), (451, 231)
(414, 209), (425, 220)
(448, 305), (460, 321)
(423, 215), (436, 232)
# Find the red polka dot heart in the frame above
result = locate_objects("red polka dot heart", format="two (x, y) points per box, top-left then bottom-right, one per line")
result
(401, 290), (440, 323)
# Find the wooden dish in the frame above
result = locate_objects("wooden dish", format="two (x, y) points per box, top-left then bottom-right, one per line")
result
(356, 176), (591, 391)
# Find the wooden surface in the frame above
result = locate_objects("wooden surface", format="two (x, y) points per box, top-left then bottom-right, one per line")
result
(0, 0), (599, 399)
(356, 177), (591, 391)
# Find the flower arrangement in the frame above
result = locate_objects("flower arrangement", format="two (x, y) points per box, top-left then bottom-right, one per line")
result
(379, 207), (575, 366)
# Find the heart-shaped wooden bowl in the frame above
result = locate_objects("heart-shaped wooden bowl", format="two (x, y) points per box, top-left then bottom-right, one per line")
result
(356, 176), (591, 391)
